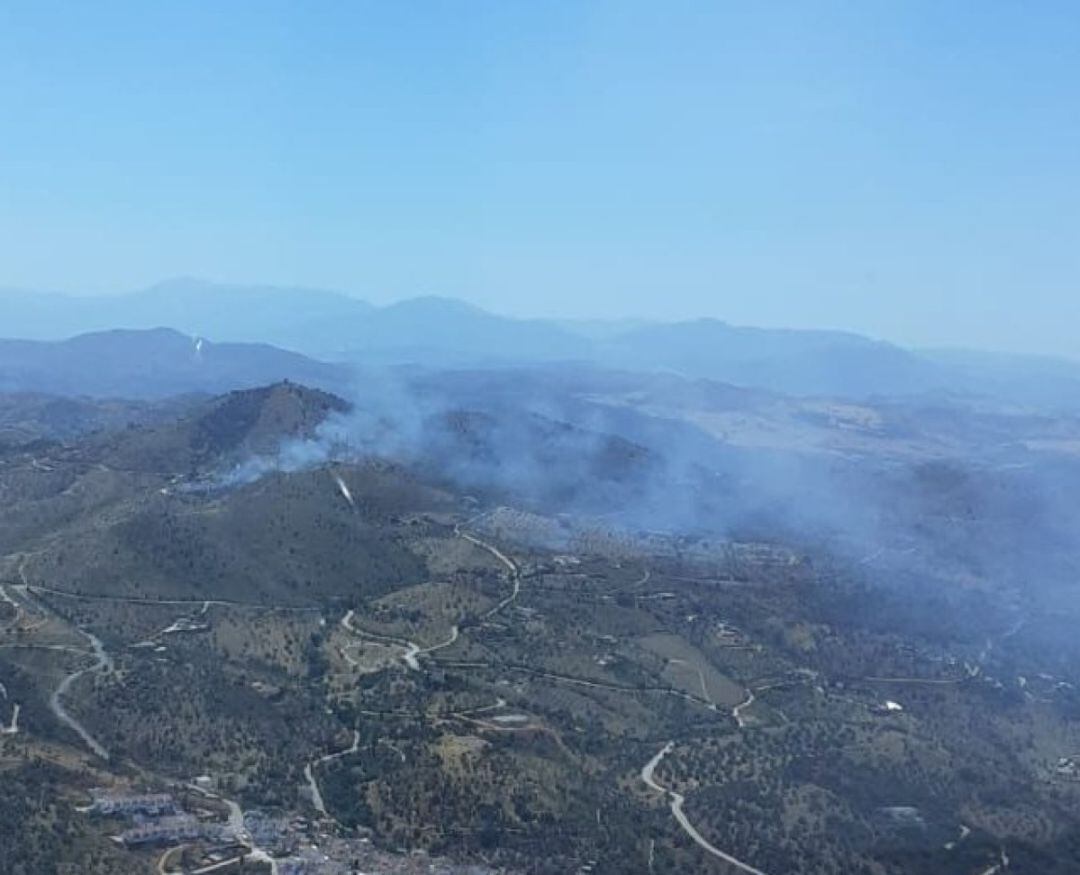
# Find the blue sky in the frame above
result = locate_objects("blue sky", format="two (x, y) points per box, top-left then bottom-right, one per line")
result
(1, 1), (1078, 354)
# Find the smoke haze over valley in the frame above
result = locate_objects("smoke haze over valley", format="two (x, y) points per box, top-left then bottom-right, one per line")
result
(5, 275), (1080, 875)
(4, 3), (1080, 873)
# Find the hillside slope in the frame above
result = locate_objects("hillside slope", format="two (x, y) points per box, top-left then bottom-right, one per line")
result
(0, 328), (350, 398)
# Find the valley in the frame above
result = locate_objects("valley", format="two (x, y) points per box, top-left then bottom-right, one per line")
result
(3, 383), (1080, 873)
(5, 5), (1079, 871)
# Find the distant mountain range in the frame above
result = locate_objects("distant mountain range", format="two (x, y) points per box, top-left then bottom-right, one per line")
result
(0, 278), (586, 364)
(4, 277), (1080, 404)
(0, 327), (349, 399)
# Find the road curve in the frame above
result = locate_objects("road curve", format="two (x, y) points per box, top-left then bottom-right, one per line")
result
(341, 609), (426, 671)
(305, 729), (361, 817)
(733, 689), (755, 728)
(420, 624), (460, 655)
(456, 526), (522, 619)
(49, 628), (112, 759)
(641, 742), (770, 875)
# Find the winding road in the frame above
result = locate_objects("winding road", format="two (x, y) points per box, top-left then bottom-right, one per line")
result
(732, 689), (755, 728)
(456, 525), (522, 620)
(304, 729), (361, 817)
(341, 608), (429, 670)
(403, 624), (461, 671)
(49, 626), (113, 759)
(181, 785), (280, 874)
(340, 519), (514, 672)
(641, 742), (770, 875)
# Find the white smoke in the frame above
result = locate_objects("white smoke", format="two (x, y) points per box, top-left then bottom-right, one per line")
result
(334, 473), (356, 509)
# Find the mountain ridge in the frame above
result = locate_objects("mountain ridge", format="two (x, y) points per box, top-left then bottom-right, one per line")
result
(6, 279), (1080, 403)
(0, 327), (350, 399)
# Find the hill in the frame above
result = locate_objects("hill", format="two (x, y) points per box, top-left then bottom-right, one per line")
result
(0, 280), (959, 399)
(0, 392), (191, 446)
(10, 279), (1080, 404)
(4, 381), (1080, 873)
(596, 318), (940, 396)
(0, 328), (350, 398)
(0, 280), (587, 363)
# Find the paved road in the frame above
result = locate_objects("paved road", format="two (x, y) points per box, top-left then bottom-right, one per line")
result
(340, 520), (518, 678)
(456, 526), (522, 619)
(732, 689), (755, 728)
(224, 799), (280, 874)
(49, 627), (112, 759)
(641, 742), (770, 875)
(401, 624), (460, 671)
(340, 608), (422, 669)
(304, 729), (361, 817)
(21, 576), (117, 759)
(183, 785), (280, 874)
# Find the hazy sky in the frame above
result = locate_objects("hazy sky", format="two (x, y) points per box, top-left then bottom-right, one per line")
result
(1, 2), (1078, 354)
